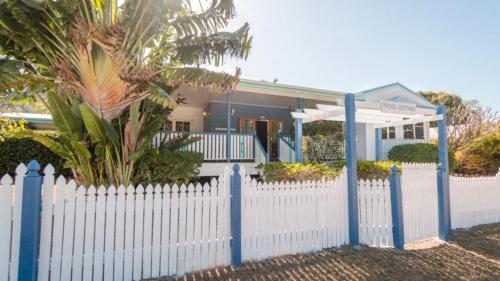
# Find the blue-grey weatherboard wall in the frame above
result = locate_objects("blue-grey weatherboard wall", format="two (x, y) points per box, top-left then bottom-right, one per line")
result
(203, 102), (292, 135)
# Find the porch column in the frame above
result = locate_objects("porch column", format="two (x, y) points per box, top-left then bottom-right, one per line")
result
(375, 128), (382, 160)
(226, 91), (232, 162)
(294, 98), (304, 162)
(344, 93), (359, 245)
(437, 104), (451, 241)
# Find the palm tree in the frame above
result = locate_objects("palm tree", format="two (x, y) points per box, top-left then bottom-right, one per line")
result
(0, 0), (251, 186)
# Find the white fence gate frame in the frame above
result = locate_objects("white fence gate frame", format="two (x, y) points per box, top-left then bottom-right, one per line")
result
(358, 179), (393, 247)
(450, 173), (500, 229)
(241, 168), (349, 261)
(400, 163), (439, 243)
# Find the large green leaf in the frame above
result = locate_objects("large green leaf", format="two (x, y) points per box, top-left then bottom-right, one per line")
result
(80, 103), (118, 145)
(46, 92), (83, 140)
(70, 140), (91, 160)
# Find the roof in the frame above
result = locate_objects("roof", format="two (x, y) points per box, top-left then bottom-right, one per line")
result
(0, 112), (53, 124)
(356, 82), (437, 109)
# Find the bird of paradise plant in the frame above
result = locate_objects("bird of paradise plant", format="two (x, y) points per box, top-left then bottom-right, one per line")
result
(0, 0), (251, 186)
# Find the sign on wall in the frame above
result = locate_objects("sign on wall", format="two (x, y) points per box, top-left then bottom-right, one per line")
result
(380, 100), (417, 115)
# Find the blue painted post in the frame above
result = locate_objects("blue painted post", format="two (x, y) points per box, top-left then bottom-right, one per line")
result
(230, 163), (242, 266)
(18, 160), (43, 281)
(294, 98), (303, 162)
(390, 165), (405, 250)
(226, 91), (232, 162)
(344, 93), (359, 245)
(437, 105), (451, 241)
(277, 129), (282, 161)
(375, 128), (382, 161)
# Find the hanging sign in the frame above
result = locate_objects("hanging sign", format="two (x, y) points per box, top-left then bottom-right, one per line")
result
(380, 100), (417, 115)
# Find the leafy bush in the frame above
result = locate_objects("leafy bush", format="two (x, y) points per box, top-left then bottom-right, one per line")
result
(258, 162), (341, 182)
(258, 160), (400, 182)
(0, 117), (26, 142)
(453, 132), (500, 175)
(0, 136), (70, 176)
(388, 143), (455, 168)
(357, 160), (399, 179)
(134, 149), (203, 185)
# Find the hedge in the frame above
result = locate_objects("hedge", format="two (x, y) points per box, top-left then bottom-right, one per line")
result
(0, 137), (70, 176)
(388, 143), (455, 168)
(258, 160), (400, 182)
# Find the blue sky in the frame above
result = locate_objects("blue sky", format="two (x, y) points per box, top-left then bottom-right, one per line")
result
(215, 0), (500, 110)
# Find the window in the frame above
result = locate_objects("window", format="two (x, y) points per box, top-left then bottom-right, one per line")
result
(175, 121), (191, 132)
(381, 126), (396, 139)
(404, 124), (414, 139)
(415, 123), (424, 139)
(240, 118), (255, 133)
(163, 120), (173, 131)
(404, 123), (425, 139)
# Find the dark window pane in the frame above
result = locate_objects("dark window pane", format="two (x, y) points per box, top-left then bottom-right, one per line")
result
(404, 124), (414, 139)
(381, 128), (388, 139)
(415, 123), (424, 139)
(175, 121), (190, 132)
(389, 127), (396, 139)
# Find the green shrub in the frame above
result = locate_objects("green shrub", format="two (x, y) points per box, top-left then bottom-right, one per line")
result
(258, 162), (341, 182)
(454, 132), (500, 176)
(259, 160), (400, 182)
(388, 143), (455, 168)
(0, 137), (70, 176)
(134, 149), (203, 185)
(357, 160), (400, 179)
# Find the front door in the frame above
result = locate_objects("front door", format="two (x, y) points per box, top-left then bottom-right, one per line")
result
(255, 120), (268, 153)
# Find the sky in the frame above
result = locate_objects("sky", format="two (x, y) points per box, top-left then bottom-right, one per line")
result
(213, 0), (500, 110)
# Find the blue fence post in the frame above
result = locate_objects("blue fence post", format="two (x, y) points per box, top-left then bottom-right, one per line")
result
(344, 93), (359, 245)
(389, 165), (405, 250)
(437, 105), (451, 241)
(375, 128), (382, 161)
(294, 98), (303, 163)
(230, 163), (242, 266)
(18, 160), (43, 281)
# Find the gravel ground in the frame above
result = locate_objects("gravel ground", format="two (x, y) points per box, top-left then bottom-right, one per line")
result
(147, 223), (500, 281)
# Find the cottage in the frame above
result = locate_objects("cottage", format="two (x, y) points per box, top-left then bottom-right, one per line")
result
(3, 79), (438, 176)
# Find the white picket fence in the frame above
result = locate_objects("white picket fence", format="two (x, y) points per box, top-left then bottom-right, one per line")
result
(358, 179), (393, 247)
(1, 164), (232, 281)
(2, 163), (500, 281)
(400, 163), (439, 243)
(0, 164), (26, 281)
(241, 168), (349, 261)
(450, 172), (500, 229)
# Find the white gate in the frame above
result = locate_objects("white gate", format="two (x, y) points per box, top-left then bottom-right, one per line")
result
(400, 163), (439, 243)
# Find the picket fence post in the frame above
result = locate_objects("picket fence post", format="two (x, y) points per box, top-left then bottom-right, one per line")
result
(230, 163), (242, 266)
(389, 165), (404, 250)
(18, 160), (43, 281)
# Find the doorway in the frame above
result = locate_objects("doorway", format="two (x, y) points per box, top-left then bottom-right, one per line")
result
(256, 120), (268, 153)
